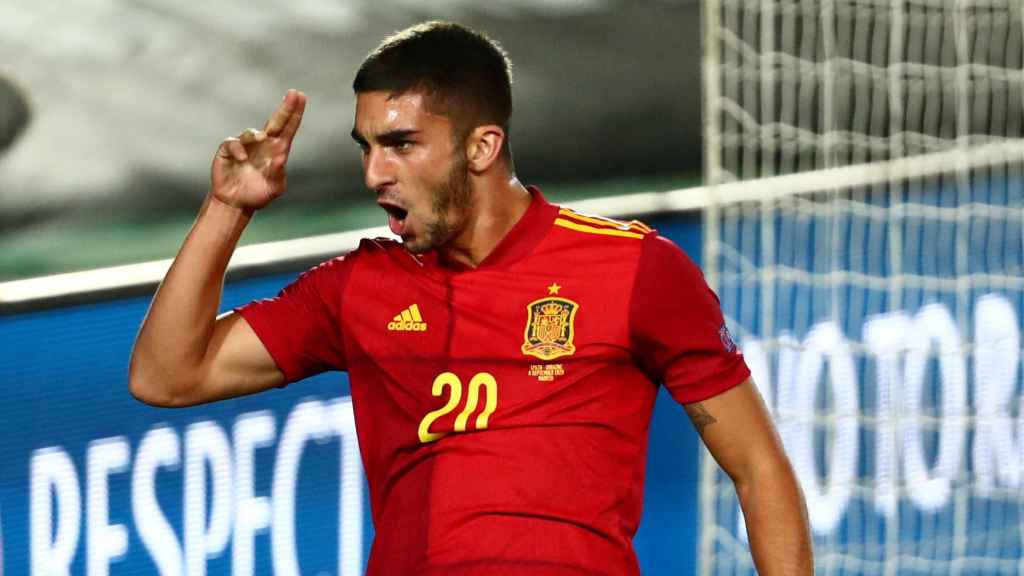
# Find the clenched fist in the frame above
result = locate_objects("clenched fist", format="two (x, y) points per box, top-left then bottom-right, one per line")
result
(211, 89), (307, 213)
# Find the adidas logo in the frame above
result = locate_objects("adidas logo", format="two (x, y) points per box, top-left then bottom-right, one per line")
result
(387, 304), (428, 332)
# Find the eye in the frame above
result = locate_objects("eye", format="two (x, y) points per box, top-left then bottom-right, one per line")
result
(395, 141), (414, 153)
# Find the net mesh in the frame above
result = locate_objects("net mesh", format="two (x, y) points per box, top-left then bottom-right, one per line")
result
(702, 1), (1024, 574)
(707, 0), (1024, 181)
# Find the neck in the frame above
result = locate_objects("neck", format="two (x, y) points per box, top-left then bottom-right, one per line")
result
(440, 176), (532, 268)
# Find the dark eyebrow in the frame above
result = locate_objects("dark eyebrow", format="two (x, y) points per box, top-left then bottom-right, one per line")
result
(377, 129), (420, 145)
(351, 128), (421, 147)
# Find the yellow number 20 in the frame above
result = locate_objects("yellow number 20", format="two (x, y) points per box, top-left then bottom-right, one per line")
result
(418, 372), (498, 443)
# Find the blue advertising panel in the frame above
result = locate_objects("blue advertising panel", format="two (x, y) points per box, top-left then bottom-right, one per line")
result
(0, 213), (705, 575)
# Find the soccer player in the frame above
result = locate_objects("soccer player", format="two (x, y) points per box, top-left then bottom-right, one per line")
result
(130, 21), (812, 575)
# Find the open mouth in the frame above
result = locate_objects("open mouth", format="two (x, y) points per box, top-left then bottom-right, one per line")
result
(378, 201), (408, 235)
(379, 203), (407, 221)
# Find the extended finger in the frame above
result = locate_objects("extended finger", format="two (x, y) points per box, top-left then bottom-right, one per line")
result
(264, 89), (300, 137)
(238, 128), (267, 145)
(278, 91), (306, 143)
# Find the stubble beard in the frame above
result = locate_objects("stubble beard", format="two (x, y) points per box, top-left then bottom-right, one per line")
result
(405, 151), (471, 254)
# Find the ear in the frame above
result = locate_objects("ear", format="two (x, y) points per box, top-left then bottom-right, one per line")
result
(464, 124), (506, 173)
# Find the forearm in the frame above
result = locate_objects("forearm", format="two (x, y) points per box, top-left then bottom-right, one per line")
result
(129, 195), (251, 403)
(736, 460), (813, 575)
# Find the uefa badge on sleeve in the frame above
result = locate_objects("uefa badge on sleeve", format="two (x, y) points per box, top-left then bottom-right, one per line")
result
(719, 323), (737, 353)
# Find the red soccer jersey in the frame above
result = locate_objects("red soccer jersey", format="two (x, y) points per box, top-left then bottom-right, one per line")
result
(237, 188), (749, 575)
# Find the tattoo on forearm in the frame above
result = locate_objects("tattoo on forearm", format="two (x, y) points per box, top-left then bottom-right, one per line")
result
(685, 403), (718, 435)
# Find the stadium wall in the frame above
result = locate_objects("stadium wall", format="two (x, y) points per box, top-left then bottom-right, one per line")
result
(0, 212), (704, 576)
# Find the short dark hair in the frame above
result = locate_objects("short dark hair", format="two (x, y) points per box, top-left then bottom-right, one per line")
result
(353, 21), (514, 160)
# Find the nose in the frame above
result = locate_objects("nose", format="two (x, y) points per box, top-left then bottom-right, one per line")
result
(363, 147), (394, 191)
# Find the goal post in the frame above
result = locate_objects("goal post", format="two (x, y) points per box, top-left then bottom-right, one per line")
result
(701, 1), (1024, 574)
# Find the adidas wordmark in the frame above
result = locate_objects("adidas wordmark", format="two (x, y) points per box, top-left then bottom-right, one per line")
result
(388, 304), (428, 332)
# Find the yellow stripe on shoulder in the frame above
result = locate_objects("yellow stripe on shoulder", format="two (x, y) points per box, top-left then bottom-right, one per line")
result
(553, 218), (645, 239)
(557, 208), (653, 234)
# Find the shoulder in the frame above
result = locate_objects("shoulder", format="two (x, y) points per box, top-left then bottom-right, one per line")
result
(288, 236), (403, 288)
(548, 206), (655, 265)
(633, 231), (706, 293)
(548, 206), (697, 270)
(552, 206), (655, 243)
(637, 232), (698, 270)
(544, 207), (677, 279)
(325, 236), (410, 271)
(311, 236), (426, 289)
(351, 236), (405, 257)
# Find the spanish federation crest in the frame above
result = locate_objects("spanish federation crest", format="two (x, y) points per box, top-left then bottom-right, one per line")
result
(521, 297), (579, 360)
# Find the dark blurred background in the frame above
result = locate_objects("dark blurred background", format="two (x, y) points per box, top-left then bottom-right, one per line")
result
(0, 0), (703, 280)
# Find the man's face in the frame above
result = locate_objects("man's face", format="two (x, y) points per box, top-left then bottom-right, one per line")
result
(352, 91), (471, 254)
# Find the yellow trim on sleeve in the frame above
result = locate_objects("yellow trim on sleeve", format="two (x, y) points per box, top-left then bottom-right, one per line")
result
(553, 218), (645, 239)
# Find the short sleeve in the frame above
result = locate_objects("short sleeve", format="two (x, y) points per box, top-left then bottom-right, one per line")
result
(630, 234), (750, 404)
(235, 256), (352, 385)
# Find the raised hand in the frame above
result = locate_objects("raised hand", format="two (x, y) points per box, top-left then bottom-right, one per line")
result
(211, 89), (307, 213)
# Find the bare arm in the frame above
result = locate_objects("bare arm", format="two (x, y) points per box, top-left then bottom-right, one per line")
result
(129, 90), (307, 407)
(686, 378), (813, 575)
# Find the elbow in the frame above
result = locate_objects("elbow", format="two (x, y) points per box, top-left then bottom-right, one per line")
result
(128, 354), (193, 408)
(128, 376), (169, 407)
(128, 369), (176, 407)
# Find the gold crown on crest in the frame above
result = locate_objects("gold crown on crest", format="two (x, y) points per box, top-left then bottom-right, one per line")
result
(540, 301), (566, 315)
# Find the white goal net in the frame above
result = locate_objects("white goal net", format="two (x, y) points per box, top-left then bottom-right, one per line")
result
(702, 1), (1024, 574)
